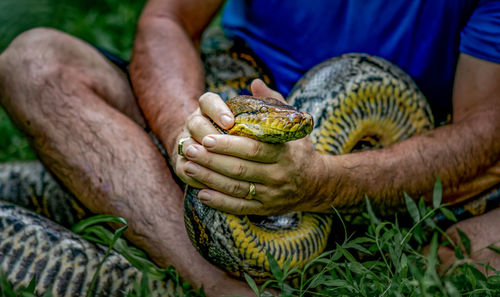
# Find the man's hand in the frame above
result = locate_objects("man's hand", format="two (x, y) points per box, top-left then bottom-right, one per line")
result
(181, 80), (328, 215)
(173, 92), (235, 188)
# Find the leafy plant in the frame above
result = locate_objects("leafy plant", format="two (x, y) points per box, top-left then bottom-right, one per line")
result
(244, 179), (500, 297)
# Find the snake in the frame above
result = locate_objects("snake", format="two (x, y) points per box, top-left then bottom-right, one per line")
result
(0, 52), (437, 295)
(184, 53), (434, 281)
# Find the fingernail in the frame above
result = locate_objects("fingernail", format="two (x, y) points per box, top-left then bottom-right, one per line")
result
(198, 191), (211, 201)
(186, 145), (199, 158)
(184, 162), (198, 175)
(203, 136), (216, 148)
(221, 115), (233, 128)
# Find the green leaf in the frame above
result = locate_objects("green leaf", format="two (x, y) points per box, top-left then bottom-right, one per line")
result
(467, 266), (477, 288)
(398, 253), (408, 275)
(441, 207), (458, 222)
(330, 249), (343, 262)
(365, 195), (380, 225)
(26, 276), (37, 293)
(343, 242), (371, 255)
(338, 244), (357, 263)
(456, 228), (471, 255)
(418, 197), (427, 216)
(266, 252), (283, 282)
(323, 279), (350, 287)
(282, 256), (292, 275)
(244, 273), (259, 296)
(404, 192), (420, 223)
(487, 275), (500, 288)
(0, 273), (15, 297)
(454, 245), (464, 260)
(72, 214), (127, 234)
(432, 176), (442, 209)
(86, 223), (128, 297)
(444, 281), (460, 297)
(487, 244), (500, 254)
(469, 265), (487, 282)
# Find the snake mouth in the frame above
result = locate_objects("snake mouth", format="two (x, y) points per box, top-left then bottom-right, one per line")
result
(229, 111), (313, 143)
(226, 95), (314, 143)
(229, 118), (312, 143)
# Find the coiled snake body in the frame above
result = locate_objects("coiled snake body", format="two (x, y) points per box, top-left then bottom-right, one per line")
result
(0, 53), (435, 295)
(184, 53), (434, 280)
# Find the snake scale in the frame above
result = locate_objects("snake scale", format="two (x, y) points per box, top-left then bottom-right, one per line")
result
(0, 50), (436, 295)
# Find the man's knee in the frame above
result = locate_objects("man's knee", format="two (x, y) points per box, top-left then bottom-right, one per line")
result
(1, 27), (65, 70)
(0, 28), (89, 106)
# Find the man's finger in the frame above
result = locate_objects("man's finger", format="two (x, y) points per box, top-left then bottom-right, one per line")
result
(175, 157), (206, 188)
(250, 79), (285, 102)
(184, 161), (260, 198)
(199, 92), (234, 130)
(187, 113), (220, 143)
(201, 134), (284, 163)
(183, 143), (270, 183)
(197, 189), (264, 215)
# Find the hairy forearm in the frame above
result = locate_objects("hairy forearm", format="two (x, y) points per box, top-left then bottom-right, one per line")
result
(130, 14), (204, 156)
(313, 108), (500, 212)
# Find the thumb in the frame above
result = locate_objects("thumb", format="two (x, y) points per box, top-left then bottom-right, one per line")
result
(250, 79), (286, 103)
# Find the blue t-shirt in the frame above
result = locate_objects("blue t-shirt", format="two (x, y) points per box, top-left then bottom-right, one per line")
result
(222, 0), (500, 123)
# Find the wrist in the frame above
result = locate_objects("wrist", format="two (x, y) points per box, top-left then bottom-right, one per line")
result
(308, 153), (357, 213)
(305, 153), (335, 212)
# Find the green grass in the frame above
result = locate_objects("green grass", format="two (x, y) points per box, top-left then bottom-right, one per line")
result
(1, 181), (499, 296)
(0, 108), (35, 161)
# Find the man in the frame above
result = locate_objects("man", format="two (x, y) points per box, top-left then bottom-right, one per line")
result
(0, 0), (499, 295)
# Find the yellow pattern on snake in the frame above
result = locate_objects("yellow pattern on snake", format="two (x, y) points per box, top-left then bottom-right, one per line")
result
(184, 54), (434, 281)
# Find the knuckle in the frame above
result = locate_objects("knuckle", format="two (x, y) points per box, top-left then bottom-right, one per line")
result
(235, 200), (248, 214)
(187, 115), (205, 133)
(231, 162), (247, 178)
(247, 141), (262, 159)
(199, 92), (221, 112)
(198, 92), (213, 104)
(199, 169), (212, 182)
(272, 144), (286, 160)
(175, 162), (185, 176)
(214, 136), (229, 151)
(271, 171), (288, 184)
(228, 182), (244, 196)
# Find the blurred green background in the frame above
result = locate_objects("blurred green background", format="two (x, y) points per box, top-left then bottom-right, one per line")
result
(0, 0), (147, 161)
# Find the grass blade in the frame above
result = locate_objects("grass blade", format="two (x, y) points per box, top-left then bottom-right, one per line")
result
(244, 273), (260, 296)
(404, 192), (420, 223)
(432, 176), (442, 209)
(456, 228), (471, 255)
(487, 244), (500, 254)
(266, 252), (283, 282)
(441, 207), (458, 222)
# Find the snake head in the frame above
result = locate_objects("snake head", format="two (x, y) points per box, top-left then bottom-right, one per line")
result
(225, 95), (313, 143)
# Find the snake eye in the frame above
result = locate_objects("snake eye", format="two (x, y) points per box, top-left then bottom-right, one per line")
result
(259, 106), (268, 113)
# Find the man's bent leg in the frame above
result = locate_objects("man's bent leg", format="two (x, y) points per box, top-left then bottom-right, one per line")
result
(0, 28), (251, 295)
(437, 208), (500, 275)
